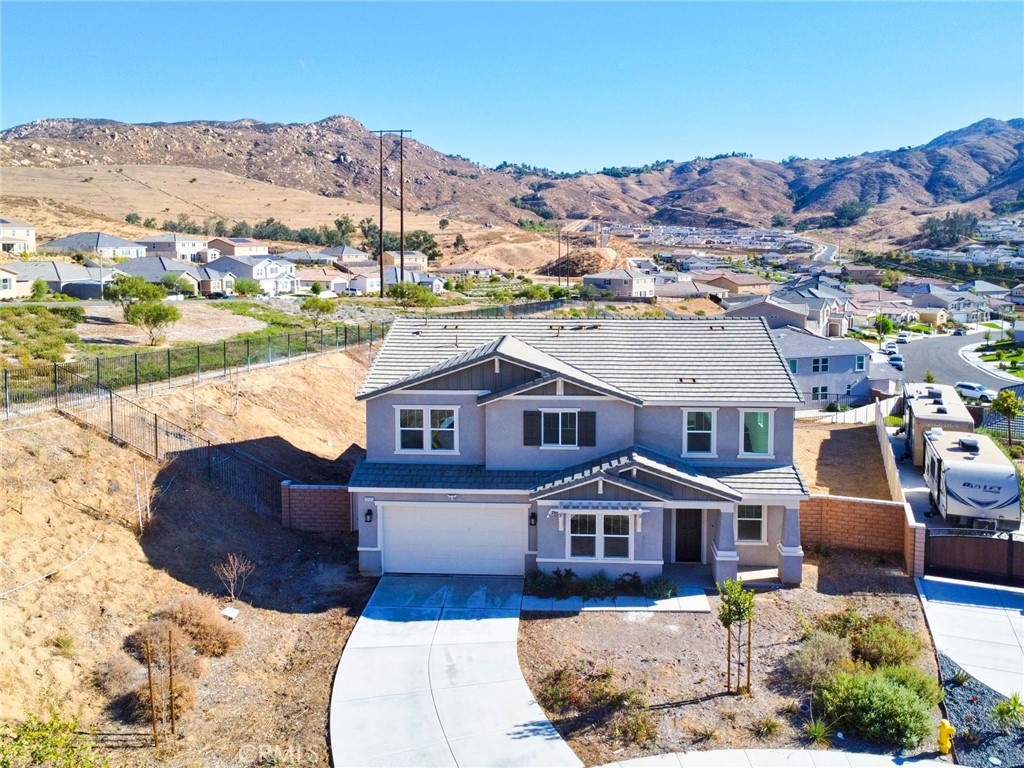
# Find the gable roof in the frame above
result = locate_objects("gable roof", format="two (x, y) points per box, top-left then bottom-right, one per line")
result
(0, 217), (34, 228)
(710, 271), (771, 286)
(584, 269), (655, 281)
(134, 233), (209, 244)
(320, 245), (369, 258)
(769, 326), (872, 358)
(40, 232), (143, 251)
(116, 256), (232, 282)
(5, 261), (116, 283)
(357, 318), (803, 404)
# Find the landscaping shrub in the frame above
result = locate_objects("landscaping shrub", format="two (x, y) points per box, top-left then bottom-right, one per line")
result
(618, 708), (657, 743)
(538, 664), (591, 711)
(814, 607), (867, 638)
(162, 595), (243, 656)
(95, 653), (145, 699)
(815, 670), (932, 748)
(614, 571), (644, 596)
(643, 574), (678, 599)
(524, 569), (556, 598)
(852, 617), (920, 666)
(582, 571), (614, 599)
(788, 631), (852, 688)
(991, 692), (1024, 734)
(124, 619), (207, 679)
(879, 664), (943, 706)
(550, 568), (581, 599)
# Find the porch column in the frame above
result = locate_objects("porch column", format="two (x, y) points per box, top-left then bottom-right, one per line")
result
(711, 507), (739, 584)
(778, 504), (804, 585)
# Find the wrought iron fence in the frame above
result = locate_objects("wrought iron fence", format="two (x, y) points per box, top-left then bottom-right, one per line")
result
(799, 392), (871, 412)
(55, 366), (288, 520)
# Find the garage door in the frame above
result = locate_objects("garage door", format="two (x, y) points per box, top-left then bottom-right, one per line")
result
(382, 503), (525, 576)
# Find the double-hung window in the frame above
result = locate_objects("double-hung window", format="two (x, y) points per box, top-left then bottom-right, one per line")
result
(396, 406), (458, 453)
(568, 513), (631, 559)
(740, 410), (774, 457)
(812, 386), (828, 401)
(855, 355), (866, 372)
(542, 410), (577, 447)
(811, 357), (829, 373)
(736, 505), (765, 543)
(682, 409), (716, 456)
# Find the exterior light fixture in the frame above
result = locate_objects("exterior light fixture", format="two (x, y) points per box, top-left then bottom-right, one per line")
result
(447, 493), (458, 500)
(529, 511), (538, 526)
(365, 509), (374, 524)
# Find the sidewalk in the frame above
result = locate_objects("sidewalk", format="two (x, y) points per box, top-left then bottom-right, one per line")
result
(958, 342), (1023, 383)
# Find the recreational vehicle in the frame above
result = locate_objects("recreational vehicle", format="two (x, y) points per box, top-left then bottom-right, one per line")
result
(903, 382), (975, 466)
(922, 428), (1021, 531)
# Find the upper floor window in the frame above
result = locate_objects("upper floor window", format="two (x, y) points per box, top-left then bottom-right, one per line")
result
(811, 357), (829, 373)
(855, 355), (866, 372)
(740, 410), (774, 457)
(524, 410), (596, 448)
(543, 410), (577, 447)
(396, 406), (458, 453)
(788, 359), (798, 375)
(682, 409), (716, 455)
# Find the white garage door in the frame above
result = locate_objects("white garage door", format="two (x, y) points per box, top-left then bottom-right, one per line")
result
(382, 503), (525, 576)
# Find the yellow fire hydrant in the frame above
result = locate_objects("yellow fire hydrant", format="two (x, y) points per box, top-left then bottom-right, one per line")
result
(938, 718), (956, 755)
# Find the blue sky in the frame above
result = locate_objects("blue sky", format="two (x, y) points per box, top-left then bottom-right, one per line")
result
(2, 2), (1022, 172)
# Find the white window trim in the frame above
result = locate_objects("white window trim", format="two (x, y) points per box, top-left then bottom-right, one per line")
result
(393, 405), (461, 454)
(812, 386), (829, 401)
(738, 408), (775, 459)
(564, 511), (635, 561)
(539, 408), (581, 450)
(855, 354), (866, 372)
(735, 504), (768, 545)
(681, 407), (718, 458)
(811, 357), (829, 373)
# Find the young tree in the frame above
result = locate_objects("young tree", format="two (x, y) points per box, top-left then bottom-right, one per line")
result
(992, 389), (1024, 447)
(29, 278), (48, 301)
(213, 553), (255, 602)
(924, 370), (937, 384)
(300, 296), (336, 328)
(453, 233), (467, 252)
(310, 281), (323, 295)
(160, 273), (193, 295)
(104, 275), (166, 320)
(874, 315), (894, 339)
(438, 218), (450, 231)
(233, 278), (262, 297)
(717, 578), (756, 693)
(143, 217), (157, 229)
(387, 282), (438, 309)
(126, 300), (181, 345)
(125, 212), (141, 225)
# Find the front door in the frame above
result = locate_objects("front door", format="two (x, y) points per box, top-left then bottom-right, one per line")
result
(675, 509), (702, 562)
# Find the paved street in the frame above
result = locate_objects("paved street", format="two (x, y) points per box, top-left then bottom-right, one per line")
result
(895, 330), (1007, 389)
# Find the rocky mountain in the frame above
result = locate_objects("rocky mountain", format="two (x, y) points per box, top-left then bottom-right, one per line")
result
(2, 115), (1022, 232)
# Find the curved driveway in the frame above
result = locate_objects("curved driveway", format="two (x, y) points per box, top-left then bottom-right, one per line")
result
(330, 575), (581, 768)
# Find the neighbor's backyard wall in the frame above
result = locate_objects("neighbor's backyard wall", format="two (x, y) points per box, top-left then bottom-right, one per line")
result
(280, 481), (350, 534)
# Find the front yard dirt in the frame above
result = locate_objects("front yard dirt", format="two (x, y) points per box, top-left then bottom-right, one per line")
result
(518, 551), (937, 766)
(794, 421), (891, 500)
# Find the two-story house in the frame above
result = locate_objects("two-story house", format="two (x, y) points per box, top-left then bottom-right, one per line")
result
(0, 216), (37, 254)
(582, 270), (656, 299)
(117, 256), (236, 296)
(347, 318), (808, 585)
(207, 237), (270, 258)
(382, 250), (430, 272)
(770, 326), (891, 404)
(40, 231), (146, 260)
(205, 255), (296, 295)
(135, 234), (213, 263)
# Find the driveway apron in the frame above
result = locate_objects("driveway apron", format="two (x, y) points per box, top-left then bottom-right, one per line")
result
(330, 575), (583, 768)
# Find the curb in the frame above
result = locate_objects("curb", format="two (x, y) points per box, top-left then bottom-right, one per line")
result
(956, 343), (1023, 383)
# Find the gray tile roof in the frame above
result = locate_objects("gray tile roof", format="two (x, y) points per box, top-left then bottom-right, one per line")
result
(117, 257), (233, 282)
(134, 234), (209, 244)
(320, 245), (369, 258)
(40, 232), (144, 252)
(5, 261), (116, 283)
(359, 318), (803, 404)
(348, 445), (808, 499)
(769, 326), (872, 359)
(0, 216), (34, 228)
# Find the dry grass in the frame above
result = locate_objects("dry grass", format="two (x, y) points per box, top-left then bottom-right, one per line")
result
(161, 595), (243, 657)
(124, 619), (207, 680)
(95, 653), (146, 700)
(794, 421), (891, 500)
(127, 675), (198, 725)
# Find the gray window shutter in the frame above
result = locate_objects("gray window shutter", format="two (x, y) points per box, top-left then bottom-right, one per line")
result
(523, 411), (541, 446)
(578, 412), (596, 447)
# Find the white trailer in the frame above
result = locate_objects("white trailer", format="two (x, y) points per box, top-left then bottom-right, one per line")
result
(923, 428), (1021, 531)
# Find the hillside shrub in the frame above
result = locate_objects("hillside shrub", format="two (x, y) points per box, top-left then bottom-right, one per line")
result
(815, 670), (931, 748)
(0, 700), (108, 767)
(788, 631), (852, 688)
(124, 619), (207, 679)
(162, 595), (243, 656)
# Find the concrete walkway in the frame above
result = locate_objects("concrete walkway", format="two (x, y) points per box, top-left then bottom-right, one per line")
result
(598, 749), (952, 767)
(329, 574), (582, 768)
(917, 575), (1024, 698)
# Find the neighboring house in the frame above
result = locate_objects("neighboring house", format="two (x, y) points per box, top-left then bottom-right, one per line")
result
(706, 271), (772, 296)
(342, 266), (383, 295)
(840, 264), (884, 284)
(0, 216), (37, 254)
(347, 317), (808, 585)
(40, 232), (146, 260)
(5, 261), (123, 298)
(205, 255), (296, 296)
(582, 270), (656, 298)
(321, 245), (371, 264)
(207, 237), (270, 258)
(296, 267), (350, 294)
(383, 267), (445, 295)
(275, 249), (330, 264)
(625, 257), (663, 275)
(955, 280), (1011, 300)
(653, 277), (728, 301)
(915, 307), (949, 327)
(908, 288), (988, 325)
(134, 234), (211, 263)
(723, 295), (811, 330)
(434, 261), (499, 279)
(770, 326), (883, 404)
(0, 263), (31, 299)
(116, 256), (236, 296)
(383, 250), (430, 272)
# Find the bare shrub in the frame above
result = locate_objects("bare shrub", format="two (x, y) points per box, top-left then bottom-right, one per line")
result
(124, 619), (207, 679)
(96, 652), (145, 698)
(163, 595), (243, 656)
(126, 675), (197, 725)
(212, 553), (255, 602)
(788, 631), (853, 689)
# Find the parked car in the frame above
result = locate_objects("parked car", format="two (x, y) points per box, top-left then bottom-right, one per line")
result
(955, 381), (998, 403)
(889, 355), (905, 371)
(953, 328), (967, 336)
(882, 342), (898, 355)
(896, 332), (911, 344)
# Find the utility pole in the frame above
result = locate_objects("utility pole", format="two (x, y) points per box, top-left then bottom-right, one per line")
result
(376, 131), (385, 298)
(372, 129), (411, 291)
(556, 227), (562, 287)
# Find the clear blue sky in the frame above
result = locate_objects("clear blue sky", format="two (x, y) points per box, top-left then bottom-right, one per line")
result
(2, 2), (1022, 172)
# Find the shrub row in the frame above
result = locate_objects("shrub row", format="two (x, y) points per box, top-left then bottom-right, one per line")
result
(524, 568), (677, 600)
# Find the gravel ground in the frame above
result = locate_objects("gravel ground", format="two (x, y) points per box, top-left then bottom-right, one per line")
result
(939, 654), (1024, 768)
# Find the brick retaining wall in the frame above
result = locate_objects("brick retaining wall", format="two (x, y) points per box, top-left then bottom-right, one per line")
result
(280, 481), (350, 534)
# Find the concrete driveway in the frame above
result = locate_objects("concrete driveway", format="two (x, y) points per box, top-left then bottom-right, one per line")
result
(918, 576), (1024, 697)
(330, 574), (582, 768)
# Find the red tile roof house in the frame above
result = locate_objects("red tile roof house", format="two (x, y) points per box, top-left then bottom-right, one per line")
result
(347, 318), (809, 584)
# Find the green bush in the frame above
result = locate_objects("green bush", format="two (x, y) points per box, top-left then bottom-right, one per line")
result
(524, 569), (556, 598)
(879, 665), (943, 706)
(643, 574), (678, 599)
(551, 568), (581, 600)
(815, 671), (932, 748)
(788, 631), (852, 688)
(582, 571), (614, 599)
(852, 618), (920, 666)
(814, 608), (867, 638)
(0, 701), (108, 767)
(614, 571), (644, 596)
